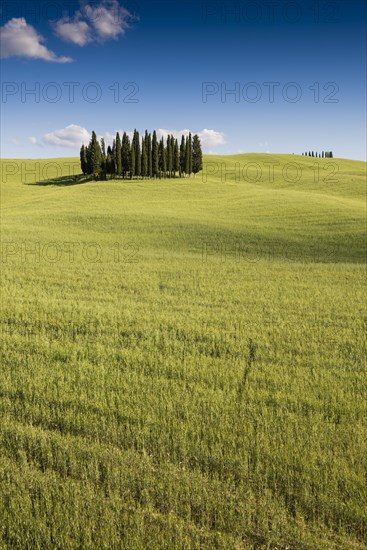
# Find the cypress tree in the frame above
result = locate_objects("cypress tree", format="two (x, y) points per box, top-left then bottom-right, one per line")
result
(100, 138), (106, 158)
(80, 145), (88, 174)
(86, 143), (91, 174)
(100, 138), (106, 174)
(130, 140), (135, 179)
(188, 133), (193, 176)
(152, 131), (159, 178)
(110, 155), (115, 174)
(105, 153), (110, 174)
(111, 139), (116, 173)
(192, 134), (203, 176)
(170, 135), (175, 177)
(185, 136), (190, 176)
(115, 132), (122, 176)
(141, 136), (145, 177)
(121, 132), (130, 179)
(134, 130), (141, 178)
(88, 131), (102, 174)
(144, 130), (152, 178)
(159, 137), (166, 178)
(142, 136), (148, 178)
(167, 135), (173, 178)
(106, 144), (114, 174)
(180, 135), (186, 176)
(173, 139), (179, 177)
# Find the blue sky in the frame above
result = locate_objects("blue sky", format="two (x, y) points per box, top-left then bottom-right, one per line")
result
(1, 0), (366, 159)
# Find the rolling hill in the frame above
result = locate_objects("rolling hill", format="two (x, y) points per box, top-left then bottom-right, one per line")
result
(0, 154), (366, 548)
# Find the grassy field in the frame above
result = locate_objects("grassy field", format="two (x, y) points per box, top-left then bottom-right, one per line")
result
(0, 154), (366, 549)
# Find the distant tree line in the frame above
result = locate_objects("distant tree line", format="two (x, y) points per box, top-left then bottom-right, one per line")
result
(302, 151), (333, 158)
(80, 130), (203, 179)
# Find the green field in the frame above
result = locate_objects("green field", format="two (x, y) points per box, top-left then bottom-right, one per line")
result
(0, 154), (366, 548)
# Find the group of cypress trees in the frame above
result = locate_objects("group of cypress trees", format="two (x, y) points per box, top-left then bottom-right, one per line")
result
(302, 151), (333, 158)
(80, 130), (203, 179)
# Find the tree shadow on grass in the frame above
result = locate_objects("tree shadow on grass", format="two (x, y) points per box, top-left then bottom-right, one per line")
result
(27, 174), (96, 187)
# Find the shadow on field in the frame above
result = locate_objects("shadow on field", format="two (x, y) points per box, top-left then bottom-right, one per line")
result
(28, 175), (93, 187)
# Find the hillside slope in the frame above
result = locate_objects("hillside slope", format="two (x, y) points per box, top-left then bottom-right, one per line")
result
(0, 154), (366, 548)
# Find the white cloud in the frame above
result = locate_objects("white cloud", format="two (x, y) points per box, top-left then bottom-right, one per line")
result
(9, 136), (43, 147)
(198, 129), (226, 147)
(156, 128), (226, 151)
(43, 124), (91, 148)
(54, 19), (91, 46)
(0, 18), (72, 63)
(41, 125), (226, 152)
(27, 136), (44, 148)
(54, 0), (134, 46)
(86, 0), (132, 40)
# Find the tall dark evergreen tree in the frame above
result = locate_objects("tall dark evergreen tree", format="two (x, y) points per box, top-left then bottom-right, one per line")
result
(152, 131), (159, 178)
(180, 136), (186, 176)
(80, 145), (88, 174)
(185, 136), (190, 176)
(188, 133), (193, 175)
(100, 138), (106, 159)
(134, 130), (141, 178)
(173, 139), (179, 177)
(105, 152), (111, 174)
(87, 131), (102, 174)
(100, 138), (106, 174)
(130, 140), (136, 179)
(121, 132), (130, 178)
(111, 139), (117, 173)
(142, 136), (148, 178)
(167, 135), (172, 178)
(170, 135), (175, 177)
(144, 130), (152, 178)
(192, 134), (203, 176)
(108, 144), (115, 175)
(159, 137), (166, 178)
(115, 132), (122, 176)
